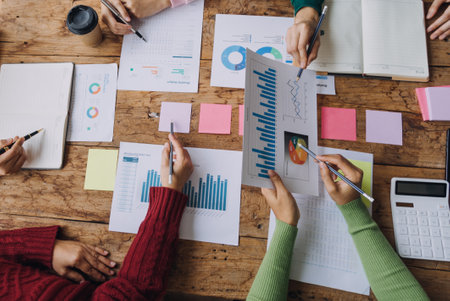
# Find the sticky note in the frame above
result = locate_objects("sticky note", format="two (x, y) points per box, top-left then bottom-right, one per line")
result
(239, 104), (244, 136)
(426, 87), (450, 121)
(366, 110), (402, 145)
(198, 103), (232, 134)
(316, 75), (336, 95)
(321, 107), (357, 141)
(159, 102), (192, 133)
(84, 149), (119, 191)
(415, 87), (429, 121)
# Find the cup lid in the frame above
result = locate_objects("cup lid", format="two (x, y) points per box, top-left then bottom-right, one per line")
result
(66, 5), (98, 35)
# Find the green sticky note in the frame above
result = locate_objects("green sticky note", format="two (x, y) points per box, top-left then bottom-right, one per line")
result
(349, 159), (373, 208)
(84, 149), (119, 191)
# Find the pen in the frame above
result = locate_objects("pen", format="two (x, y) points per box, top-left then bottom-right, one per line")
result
(0, 128), (44, 155)
(296, 5), (328, 81)
(169, 122), (174, 185)
(101, 0), (147, 43)
(298, 144), (375, 202)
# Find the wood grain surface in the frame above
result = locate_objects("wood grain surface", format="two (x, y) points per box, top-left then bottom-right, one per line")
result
(0, 0), (449, 300)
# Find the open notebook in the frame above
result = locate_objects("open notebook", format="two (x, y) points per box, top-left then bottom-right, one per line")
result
(309, 0), (429, 82)
(0, 63), (74, 169)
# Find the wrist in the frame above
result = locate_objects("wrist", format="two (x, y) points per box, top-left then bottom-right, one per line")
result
(295, 6), (319, 24)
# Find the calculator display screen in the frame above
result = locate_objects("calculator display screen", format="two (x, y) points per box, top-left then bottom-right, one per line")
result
(395, 181), (447, 197)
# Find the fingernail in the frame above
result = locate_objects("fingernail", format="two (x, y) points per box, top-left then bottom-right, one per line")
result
(103, 250), (108, 255)
(110, 270), (115, 275)
(301, 62), (306, 69)
(110, 261), (116, 267)
(319, 162), (326, 169)
(164, 142), (169, 148)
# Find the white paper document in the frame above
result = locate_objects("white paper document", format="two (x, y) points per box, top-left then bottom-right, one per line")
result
(242, 50), (318, 196)
(211, 14), (293, 88)
(268, 147), (373, 295)
(67, 64), (117, 142)
(118, 0), (204, 92)
(316, 75), (336, 95)
(109, 142), (242, 246)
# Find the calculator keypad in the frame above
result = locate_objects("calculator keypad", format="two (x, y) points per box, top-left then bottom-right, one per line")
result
(395, 206), (450, 261)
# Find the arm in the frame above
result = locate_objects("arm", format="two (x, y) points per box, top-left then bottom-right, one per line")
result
(317, 154), (429, 301)
(0, 225), (59, 269)
(338, 198), (429, 300)
(247, 219), (297, 301)
(247, 170), (300, 301)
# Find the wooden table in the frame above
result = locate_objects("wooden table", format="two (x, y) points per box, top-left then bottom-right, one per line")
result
(0, 0), (449, 299)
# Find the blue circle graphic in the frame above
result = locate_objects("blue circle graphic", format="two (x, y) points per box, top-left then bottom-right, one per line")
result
(221, 45), (246, 71)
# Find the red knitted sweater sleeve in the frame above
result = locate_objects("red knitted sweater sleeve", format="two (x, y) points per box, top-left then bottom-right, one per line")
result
(93, 187), (187, 299)
(0, 225), (59, 270)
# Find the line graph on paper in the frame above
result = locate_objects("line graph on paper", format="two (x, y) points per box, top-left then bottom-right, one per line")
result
(283, 79), (307, 122)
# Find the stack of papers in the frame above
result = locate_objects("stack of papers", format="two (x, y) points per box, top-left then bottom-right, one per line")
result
(416, 86), (450, 121)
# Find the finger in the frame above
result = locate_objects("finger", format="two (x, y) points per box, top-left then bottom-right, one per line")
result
(1, 137), (24, 163)
(169, 134), (185, 162)
(286, 27), (301, 65)
(431, 20), (450, 39)
(428, 13), (449, 34)
(64, 269), (86, 283)
(0, 138), (13, 147)
(319, 162), (337, 194)
(86, 245), (116, 269)
(109, 0), (131, 21)
(439, 27), (450, 40)
(317, 155), (359, 179)
(10, 152), (26, 173)
(101, 8), (132, 35)
(261, 187), (276, 202)
(297, 26), (311, 69)
(75, 257), (106, 282)
(427, 0), (445, 19)
(267, 170), (287, 193)
(307, 37), (320, 65)
(161, 142), (170, 167)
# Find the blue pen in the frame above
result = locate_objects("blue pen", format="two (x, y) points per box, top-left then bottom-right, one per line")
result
(296, 6), (328, 81)
(298, 143), (375, 202)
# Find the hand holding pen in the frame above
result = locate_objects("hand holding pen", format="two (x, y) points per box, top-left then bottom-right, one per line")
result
(0, 137), (26, 176)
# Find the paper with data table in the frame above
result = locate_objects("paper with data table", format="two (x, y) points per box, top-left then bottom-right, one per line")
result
(211, 14), (293, 88)
(118, 0), (204, 92)
(67, 64), (117, 142)
(268, 147), (373, 295)
(109, 142), (242, 246)
(242, 50), (318, 196)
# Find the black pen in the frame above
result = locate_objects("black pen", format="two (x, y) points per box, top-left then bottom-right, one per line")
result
(101, 0), (147, 42)
(0, 128), (44, 155)
(169, 122), (174, 185)
(296, 6), (328, 81)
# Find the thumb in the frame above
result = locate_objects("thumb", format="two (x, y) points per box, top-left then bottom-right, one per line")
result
(319, 162), (336, 192)
(0, 138), (13, 147)
(64, 269), (85, 283)
(267, 170), (285, 192)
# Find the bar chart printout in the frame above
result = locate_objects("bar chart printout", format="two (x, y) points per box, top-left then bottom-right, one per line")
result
(242, 49), (318, 196)
(110, 142), (242, 245)
(251, 67), (277, 179)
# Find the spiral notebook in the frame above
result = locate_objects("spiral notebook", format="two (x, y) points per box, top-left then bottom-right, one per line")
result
(0, 63), (74, 169)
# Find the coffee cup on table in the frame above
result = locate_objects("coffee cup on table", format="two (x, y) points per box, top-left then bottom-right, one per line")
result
(67, 5), (103, 47)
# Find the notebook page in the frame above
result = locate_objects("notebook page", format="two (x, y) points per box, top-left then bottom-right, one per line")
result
(0, 114), (68, 169)
(308, 0), (363, 74)
(361, 0), (428, 79)
(0, 63), (73, 114)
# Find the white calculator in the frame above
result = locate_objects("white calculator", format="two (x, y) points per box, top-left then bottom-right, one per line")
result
(391, 178), (450, 261)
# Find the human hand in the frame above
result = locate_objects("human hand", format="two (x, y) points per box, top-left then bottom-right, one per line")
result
(101, 0), (133, 35)
(52, 240), (116, 283)
(317, 154), (363, 206)
(286, 7), (320, 69)
(160, 134), (194, 193)
(426, 0), (450, 40)
(0, 137), (26, 176)
(261, 170), (300, 226)
(121, 0), (171, 19)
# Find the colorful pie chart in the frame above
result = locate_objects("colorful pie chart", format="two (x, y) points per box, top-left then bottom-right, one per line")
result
(89, 83), (101, 95)
(256, 46), (283, 61)
(289, 136), (308, 165)
(86, 106), (99, 119)
(221, 45), (246, 71)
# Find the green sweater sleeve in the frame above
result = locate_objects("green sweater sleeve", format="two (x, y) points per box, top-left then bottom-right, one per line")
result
(291, 0), (324, 15)
(338, 198), (429, 300)
(247, 219), (298, 301)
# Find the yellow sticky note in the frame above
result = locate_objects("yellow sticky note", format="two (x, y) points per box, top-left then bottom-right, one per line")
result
(349, 159), (373, 208)
(84, 149), (119, 191)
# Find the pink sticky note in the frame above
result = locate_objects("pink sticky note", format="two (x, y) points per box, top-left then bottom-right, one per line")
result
(366, 110), (402, 146)
(198, 103), (232, 134)
(159, 102), (192, 133)
(426, 87), (450, 121)
(321, 107), (357, 141)
(415, 88), (430, 121)
(239, 105), (244, 136)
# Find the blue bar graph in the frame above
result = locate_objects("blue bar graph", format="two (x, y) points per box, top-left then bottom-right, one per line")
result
(251, 68), (277, 178)
(139, 169), (228, 211)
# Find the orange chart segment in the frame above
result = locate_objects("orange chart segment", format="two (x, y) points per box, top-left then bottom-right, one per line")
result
(289, 136), (308, 165)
